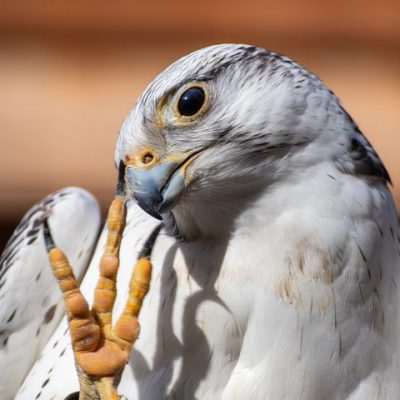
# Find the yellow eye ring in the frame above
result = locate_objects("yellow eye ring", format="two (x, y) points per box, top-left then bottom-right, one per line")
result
(173, 83), (209, 122)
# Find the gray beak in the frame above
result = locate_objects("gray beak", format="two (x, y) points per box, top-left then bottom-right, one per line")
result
(126, 161), (186, 220)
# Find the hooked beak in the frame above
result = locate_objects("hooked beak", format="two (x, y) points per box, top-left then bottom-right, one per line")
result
(125, 150), (199, 220)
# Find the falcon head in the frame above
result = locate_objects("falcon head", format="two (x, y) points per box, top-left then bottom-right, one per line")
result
(115, 44), (389, 239)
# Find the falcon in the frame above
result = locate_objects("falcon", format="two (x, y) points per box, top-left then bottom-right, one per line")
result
(3, 44), (400, 399)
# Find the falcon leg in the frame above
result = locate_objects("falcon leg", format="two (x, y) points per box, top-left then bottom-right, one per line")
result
(44, 166), (161, 399)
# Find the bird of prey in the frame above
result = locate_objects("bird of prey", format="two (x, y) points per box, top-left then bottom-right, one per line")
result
(3, 44), (400, 399)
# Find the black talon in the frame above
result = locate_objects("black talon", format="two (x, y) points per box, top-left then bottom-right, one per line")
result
(64, 391), (80, 400)
(42, 219), (56, 252)
(138, 224), (162, 259)
(116, 160), (126, 197)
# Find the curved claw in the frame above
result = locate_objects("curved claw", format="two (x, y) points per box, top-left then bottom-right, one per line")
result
(64, 392), (80, 400)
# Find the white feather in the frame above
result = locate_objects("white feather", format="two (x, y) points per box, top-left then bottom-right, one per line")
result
(0, 188), (100, 400)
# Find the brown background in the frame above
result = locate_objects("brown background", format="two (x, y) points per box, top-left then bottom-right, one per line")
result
(0, 1), (399, 250)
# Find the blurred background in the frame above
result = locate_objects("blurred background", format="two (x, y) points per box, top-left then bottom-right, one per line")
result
(0, 0), (399, 251)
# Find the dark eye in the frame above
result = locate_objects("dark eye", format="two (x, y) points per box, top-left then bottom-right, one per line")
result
(177, 87), (205, 117)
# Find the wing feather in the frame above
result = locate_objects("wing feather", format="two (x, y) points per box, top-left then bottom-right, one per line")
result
(0, 187), (100, 400)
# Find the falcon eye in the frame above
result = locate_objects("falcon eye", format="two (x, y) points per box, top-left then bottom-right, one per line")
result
(177, 87), (205, 117)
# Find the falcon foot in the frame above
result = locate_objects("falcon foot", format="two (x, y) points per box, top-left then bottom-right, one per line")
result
(43, 187), (161, 399)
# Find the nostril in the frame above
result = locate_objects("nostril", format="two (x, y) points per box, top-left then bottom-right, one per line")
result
(142, 152), (154, 164)
(133, 148), (158, 168)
